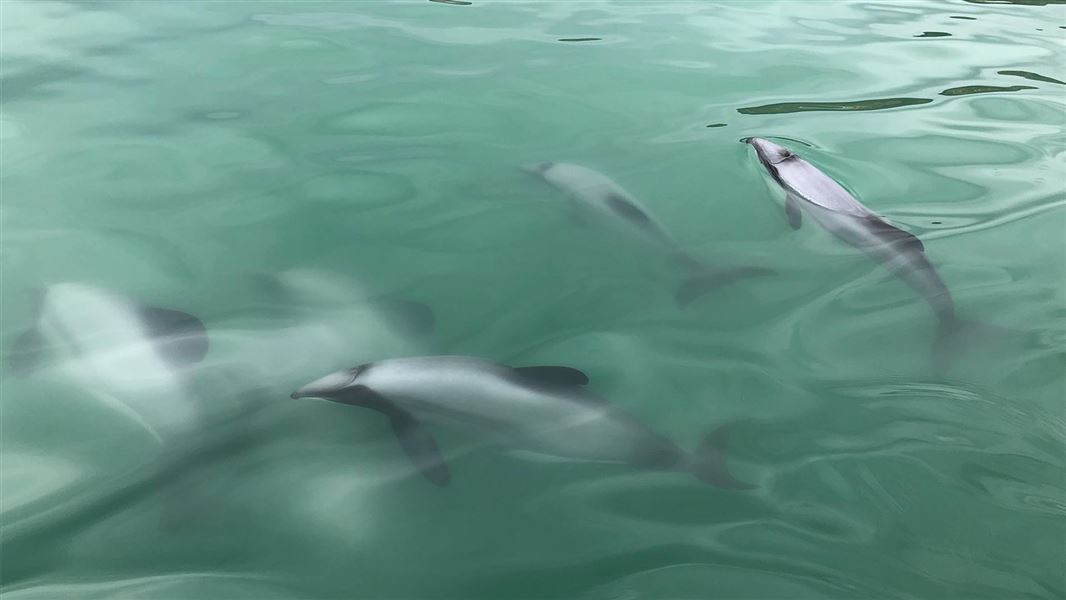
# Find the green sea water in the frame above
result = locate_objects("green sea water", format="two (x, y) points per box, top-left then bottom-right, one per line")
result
(2, 1), (1065, 598)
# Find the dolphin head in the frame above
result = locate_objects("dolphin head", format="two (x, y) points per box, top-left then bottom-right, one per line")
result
(291, 364), (370, 403)
(520, 161), (555, 180)
(742, 137), (795, 166)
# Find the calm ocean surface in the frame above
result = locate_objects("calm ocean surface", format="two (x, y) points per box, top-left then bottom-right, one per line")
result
(2, 1), (1064, 598)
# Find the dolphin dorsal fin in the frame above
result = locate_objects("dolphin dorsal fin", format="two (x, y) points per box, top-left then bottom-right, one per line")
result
(862, 217), (925, 252)
(137, 306), (209, 365)
(513, 366), (590, 387)
(369, 298), (436, 337)
(605, 193), (653, 228)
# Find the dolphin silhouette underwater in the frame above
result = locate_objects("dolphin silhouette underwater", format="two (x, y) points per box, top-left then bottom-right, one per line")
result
(3, 277), (438, 562)
(292, 355), (751, 489)
(743, 137), (999, 369)
(524, 162), (775, 305)
(8, 282), (210, 440)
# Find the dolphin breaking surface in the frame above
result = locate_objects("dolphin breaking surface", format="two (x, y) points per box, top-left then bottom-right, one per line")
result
(742, 136), (1000, 369)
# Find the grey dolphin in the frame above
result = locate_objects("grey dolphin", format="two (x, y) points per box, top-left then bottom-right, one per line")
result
(743, 137), (989, 367)
(524, 162), (775, 305)
(292, 355), (750, 489)
(7, 283), (210, 440)
(249, 268), (435, 337)
(9, 283), (207, 378)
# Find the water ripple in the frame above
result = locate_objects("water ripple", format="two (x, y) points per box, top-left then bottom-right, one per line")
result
(3, 1), (1063, 598)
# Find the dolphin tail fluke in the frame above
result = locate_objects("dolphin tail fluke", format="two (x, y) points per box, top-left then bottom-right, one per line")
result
(675, 265), (777, 307)
(689, 422), (755, 490)
(933, 317), (1016, 375)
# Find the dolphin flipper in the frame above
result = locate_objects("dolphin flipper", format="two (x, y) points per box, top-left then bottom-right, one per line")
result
(785, 193), (803, 230)
(388, 409), (450, 486)
(364, 389), (449, 486)
(513, 366), (590, 387)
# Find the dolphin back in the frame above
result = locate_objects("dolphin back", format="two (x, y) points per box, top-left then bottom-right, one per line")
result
(773, 157), (871, 217)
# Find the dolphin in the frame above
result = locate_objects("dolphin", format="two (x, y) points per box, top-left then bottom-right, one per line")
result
(9, 283), (207, 374)
(524, 162), (775, 305)
(743, 137), (990, 368)
(249, 268), (434, 337)
(8, 283), (209, 440)
(199, 268), (434, 386)
(291, 355), (751, 489)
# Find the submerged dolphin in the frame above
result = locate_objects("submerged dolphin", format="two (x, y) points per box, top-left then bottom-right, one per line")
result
(292, 356), (750, 489)
(10, 283), (207, 373)
(524, 162), (774, 305)
(250, 268), (434, 337)
(8, 283), (209, 440)
(743, 137), (988, 367)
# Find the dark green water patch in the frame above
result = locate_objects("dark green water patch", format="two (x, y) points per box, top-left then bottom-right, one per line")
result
(950, 15), (978, 19)
(558, 37), (602, 42)
(998, 69), (1066, 85)
(705, 123), (727, 128)
(737, 97), (932, 114)
(915, 31), (951, 37)
(940, 84), (1038, 96)
(0, 64), (88, 103)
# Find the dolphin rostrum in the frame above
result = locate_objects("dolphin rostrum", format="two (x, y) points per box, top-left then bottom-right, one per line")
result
(524, 162), (774, 305)
(292, 355), (750, 489)
(744, 137), (991, 368)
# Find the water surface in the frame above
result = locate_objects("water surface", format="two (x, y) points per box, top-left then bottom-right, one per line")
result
(2, 1), (1064, 599)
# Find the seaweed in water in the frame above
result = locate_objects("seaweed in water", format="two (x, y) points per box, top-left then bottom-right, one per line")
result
(940, 85), (1038, 96)
(737, 97), (932, 115)
(998, 70), (1066, 85)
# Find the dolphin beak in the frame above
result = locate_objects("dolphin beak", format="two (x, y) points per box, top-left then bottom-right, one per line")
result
(739, 137), (753, 144)
(291, 369), (358, 399)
